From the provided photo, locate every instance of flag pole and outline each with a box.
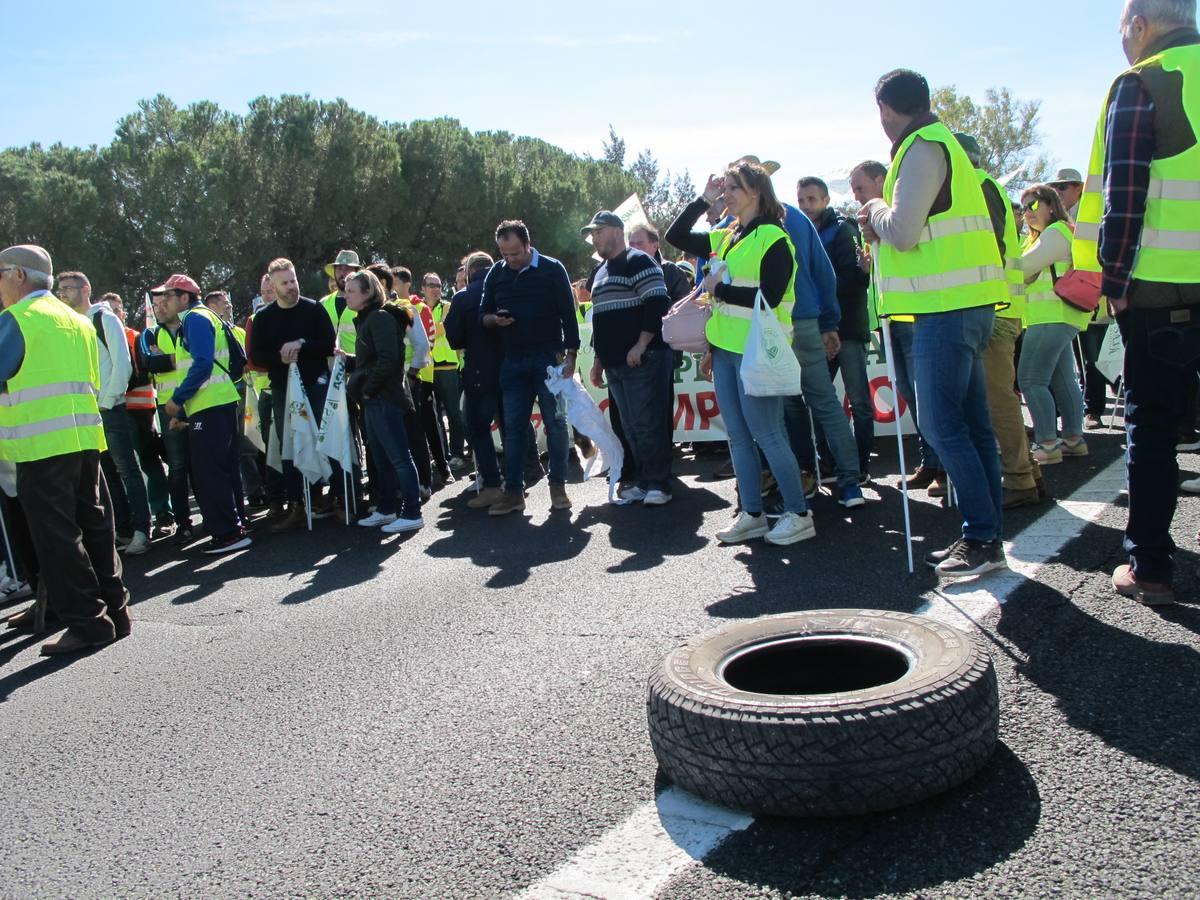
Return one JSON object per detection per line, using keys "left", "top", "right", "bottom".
{"left": 303, "top": 477, "right": 312, "bottom": 532}
{"left": 881, "top": 318, "right": 915, "bottom": 574}
{"left": 0, "top": 501, "right": 18, "bottom": 585}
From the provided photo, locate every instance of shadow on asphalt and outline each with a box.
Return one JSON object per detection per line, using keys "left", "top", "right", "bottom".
{"left": 996, "top": 575, "right": 1200, "bottom": 783}
{"left": 688, "top": 741, "right": 1039, "bottom": 897}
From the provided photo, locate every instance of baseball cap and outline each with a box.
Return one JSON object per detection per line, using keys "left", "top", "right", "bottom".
{"left": 953, "top": 133, "right": 983, "bottom": 167}
{"left": 580, "top": 211, "right": 625, "bottom": 235}
{"left": 150, "top": 273, "right": 202, "bottom": 295}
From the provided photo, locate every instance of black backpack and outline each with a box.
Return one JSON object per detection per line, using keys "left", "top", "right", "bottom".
{"left": 179, "top": 308, "right": 248, "bottom": 384}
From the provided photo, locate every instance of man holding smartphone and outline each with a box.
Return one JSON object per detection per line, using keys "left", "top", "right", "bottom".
{"left": 480, "top": 219, "right": 580, "bottom": 515}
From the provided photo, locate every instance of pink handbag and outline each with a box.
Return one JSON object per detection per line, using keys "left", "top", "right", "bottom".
{"left": 1052, "top": 267, "right": 1103, "bottom": 314}
{"left": 662, "top": 287, "right": 711, "bottom": 353}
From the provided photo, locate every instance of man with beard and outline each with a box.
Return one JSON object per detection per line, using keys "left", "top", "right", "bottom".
{"left": 248, "top": 258, "right": 337, "bottom": 532}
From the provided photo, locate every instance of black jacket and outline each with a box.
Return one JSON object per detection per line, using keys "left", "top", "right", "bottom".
{"left": 813, "top": 208, "right": 871, "bottom": 342}
{"left": 346, "top": 304, "right": 414, "bottom": 411}
{"left": 444, "top": 269, "right": 502, "bottom": 395}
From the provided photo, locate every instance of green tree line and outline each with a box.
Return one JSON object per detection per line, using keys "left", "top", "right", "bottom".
{"left": 0, "top": 95, "right": 641, "bottom": 319}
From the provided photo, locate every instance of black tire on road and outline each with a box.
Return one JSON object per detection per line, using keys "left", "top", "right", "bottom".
{"left": 647, "top": 610, "right": 1000, "bottom": 817}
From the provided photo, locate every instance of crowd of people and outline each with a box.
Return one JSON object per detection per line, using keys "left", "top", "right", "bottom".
{"left": 0, "top": 0, "right": 1197, "bottom": 655}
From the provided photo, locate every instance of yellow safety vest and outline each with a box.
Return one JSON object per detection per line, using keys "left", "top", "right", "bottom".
{"left": 152, "top": 326, "right": 186, "bottom": 404}
{"left": 705, "top": 223, "right": 796, "bottom": 353}
{"left": 431, "top": 303, "right": 459, "bottom": 367}
{"left": 877, "top": 122, "right": 1007, "bottom": 317}
{"left": 174, "top": 305, "right": 240, "bottom": 416}
{"left": 321, "top": 292, "right": 357, "bottom": 355}
{"left": 1023, "top": 222, "right": 1092, "bottom": 330}
{"left": 978, "top": 168, "right": 1026, "bottom": 322}
{"left": 1074, "top": 43, "right": 1200, "bottom": 287}
{"left": 0, "top": 293, "right": 106, "bottom": 463}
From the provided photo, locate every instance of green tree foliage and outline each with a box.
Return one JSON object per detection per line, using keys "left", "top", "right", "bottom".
{"left": 601, "top": 129, "right": 696, "bottom": 233}
{"left": 0, "top": 95, "right": 639, "bottom": 321}
{"left": 932, "top": 86, "right": 1050, "bottom": 187}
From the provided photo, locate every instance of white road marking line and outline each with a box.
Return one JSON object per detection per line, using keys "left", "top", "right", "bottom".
{"left": 515, "top": 456, "right": 1127, "bottom": 900}
{"left": 513, "top": 788, "right": 752, "bottom": 900}
{"left": 919, "top": 455, "right": 1126, "bottom": 628}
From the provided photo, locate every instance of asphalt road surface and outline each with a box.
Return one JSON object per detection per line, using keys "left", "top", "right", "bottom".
{"left": 1, "top": 425, "right": 1197, "bottom": 898}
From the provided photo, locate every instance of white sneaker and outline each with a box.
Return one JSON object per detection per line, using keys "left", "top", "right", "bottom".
{"left": 1182, "top": 477, "right": 1200, "bottom": 494}
{"left": 643, "top": 490, "right": 672, "bottom": 506}
{"left": 619, "top": 486, "right": 648, "bottom": 502}
{"left": 716, "top": 512, "right": 771, "bottom": 544}
{"left": 382, "top": 516, "right": 423, "bottom": 534}
{"left": 2, "top": 580, "right": 33, "bottom": 601}
{"left": 765, "top": 512, "right": 816, "bottom": 546}
{"left": 358, "top": 511, "right": 398, "bottom": 528}
{"left": 123, "top": 531, "right": 150, "bottom": 556}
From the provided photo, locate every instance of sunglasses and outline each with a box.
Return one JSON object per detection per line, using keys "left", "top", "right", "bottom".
{"left": 1022, "top": 199, "right": 1041, "bottom": 214}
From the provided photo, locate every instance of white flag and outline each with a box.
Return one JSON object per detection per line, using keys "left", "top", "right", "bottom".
{"left": 243, "top": 379, "right": 265, "bottom": 454}
{"left": 1095, "top": 321, "right": 1125, "bottom": 384}
{"left": 317, "top": 356, "right": 357, "bottom": 472}
{"left": 283, "top": 363, "right": 331, "bottom": 484}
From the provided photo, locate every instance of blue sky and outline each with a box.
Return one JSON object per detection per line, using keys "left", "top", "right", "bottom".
{"left": 17, "top": 0, "right": 1130, "bottom": 196}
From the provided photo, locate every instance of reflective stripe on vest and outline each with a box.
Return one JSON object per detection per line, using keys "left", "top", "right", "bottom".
{"left": 877, "top": 122, "right": 1008, "bottom": 318}
{"left": 175, "top": 305, "right": 240, "bottom": 416}
{"left": 126, "top": 385, "right": 158, "bottom": 410}
{"left": 431, "top": 303, "right": 459, "bottom": 365}
{"left": 153, "top": 327, "right": 186, "bottom": 400}
{"left": 1074, "top": 43, "right": 1200, "bottom": 284}
{"left": 705, "top": 223, "right": 796, "bottom": 354}
{"left": 978, "top": 169, "right": 1027, "bottom": 322}
{"left": 321, "top": 293, "right": 357, "bottom": 355}
{"left": 1023, "top": 222, "right": 1091, "bottom": 330}
{"left": 0, "top": 294, "right": 106, "bottom": 463}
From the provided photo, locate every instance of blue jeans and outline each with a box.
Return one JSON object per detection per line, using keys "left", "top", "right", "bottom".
{"left": 712, "top": 347, "right": 807, "bottom": 515}
{"left": 433, "top": 368, "right": 466, "bottom": 458}
{"left": 1018, "top": 323, "right": 1085, "bottom": 444}
{"left": 605, "top": 347, "right": 674, "bottom": 492}
{"left": 912, "top": 306, "right": 1002, "bottom": 542}
{"left": 500, "top": 351, "right": 569, "bottom": 491}
{"left": 889, "top": 320, "right": 941, "bottom": 471}
{"left": 831, "top": 338, "right": 875, "bottom": 473}
{"left": 783, "top": 318, "right": 860, "bottom": 488}
{"left": 158, "top": 405, "right": 192, "bottom": 527}
{"left": 1117, "top": 307, "right": 1200, "bottom": 582}
{"left": 100, "top": 404, "right": 151, "bottom": 534}
{"left": 464, "top": 391, "right": 503, "bottom": 489}
{"left": 363, "top": 398, "right": 421, "bottom": 519}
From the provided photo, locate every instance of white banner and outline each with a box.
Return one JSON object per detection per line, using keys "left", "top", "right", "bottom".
{"left": 317, "top": 356, "right": 358, "bottom": 472}
{"left": 1095, "top": 321, "right": 1125, "bottom": 385}
{"left": 525, "top": 325, "right": 917, "bottom": 445}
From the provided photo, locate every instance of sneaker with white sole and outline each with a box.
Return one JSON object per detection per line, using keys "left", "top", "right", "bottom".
{"left": 2, "top": 580, "right": 33, "bottom": 602}
{"left": 838, "top": 484, "right": 866, "bottom": 509}
{"left": 122, "top": 530, "right": 150, "bottom": 556}
{"left": 643, "top": 490, "right": 672, "bottom": 506}
{"left": 358, "top": 511, "right": 398, "bottom": 528}
{"left": 619, "top": 486, "right": 647, "bottom": 502}
{"left": 382, "top": 516, "right": 423, "bottom": 534}
{"left": 1182, "top": 477, "right": 1200, "bottom": 494}
{"left": 765, "top": 512, "right": 816, "bottom": 546}
{"left": 203, "top": 533, "right": 253, "bottom": 555}
{"left": 716, "top": 512, "right": 771, "bottom": 544}
{"left": 934, "top": 539, "right": 1007, "bottom": 578}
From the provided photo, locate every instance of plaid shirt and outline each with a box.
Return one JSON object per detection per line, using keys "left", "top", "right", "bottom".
{"left": 1097, "top": 73, "right": 1155, "bottom": 302}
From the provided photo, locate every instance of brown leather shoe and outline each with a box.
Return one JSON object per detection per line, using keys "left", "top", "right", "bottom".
{"left": 488, "top": 491, "right": 527, "bottom": 517}
{"left": 905, "top": 466, "right": 941, "bottom": 490}
{"left": 266, "top": 502, "right": 287, "bottom": 521}
{"left": 1112, "top": 564, "right": 1176, "bottom": 606}
{"left": 467, "top": 487, "right": 505, "bottom": 510}
{"left": 5, "top": 605, "right": 56, "bottom": 633}
{"left": 271, "top": 505, "right": 308, "bottom": 533}
{"left": 1002, "top": 486, "right": 1041, "bottom": 510}
{"left": 550, "top": 483, "right": 571, "bottom": 510}
{"left": 40, "top": 628, "right": 114, "bottom": 656}
{"left": 927, "top": 474, "right": 949, "bottom": 498}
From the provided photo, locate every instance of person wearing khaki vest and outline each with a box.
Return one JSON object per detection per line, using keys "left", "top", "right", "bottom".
{"left": 1073, "top": 1, "right": 1200, "bottom": 605}
{"left": 0, "top": 245, "right": 131, "bottom": 655}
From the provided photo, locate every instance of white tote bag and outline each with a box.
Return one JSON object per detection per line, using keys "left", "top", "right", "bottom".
{"left": 740, "top": 290, "right": 802, "bottom": 397}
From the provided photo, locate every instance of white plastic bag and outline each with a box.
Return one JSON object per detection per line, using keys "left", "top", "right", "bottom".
{"left": 544, "top": 365, "right": 624, "bottom": 503}
{"left": 740, "top": 290, "right": 801, "bottom": 397}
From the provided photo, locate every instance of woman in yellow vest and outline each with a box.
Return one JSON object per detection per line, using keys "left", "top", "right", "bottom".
{"left": 666, "top": 161, "right": 813, "bottom": 546}
{"left": 1017, "top": 184, "right": 1090, "bottom": 465}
